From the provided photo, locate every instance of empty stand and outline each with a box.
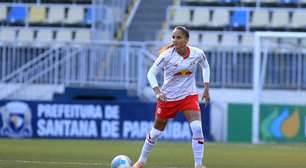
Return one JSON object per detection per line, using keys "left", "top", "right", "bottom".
{"left": 260, "top": 0, "right": 278, "bottom": 4}
{"left": 0, "top": 5, "right": 7, "bottom": 23}
{"left": 36, "top": 29, "right": 54, "bottom": 43}
{"left": 47, "top": 6, "right": 65, "bottom": 24}
{"left": 0, "top": 28, "right": 16, "bottom": 42}
{"left": 202, "top": 33, "right": 220, "bottom": 46}
{"left": 29, "top": 6, "right": 46, "bottom": 24}
{"left": 85, "top": 7, "right": 92, "bottom": 24}
{"left": 65, "top": 6, "right": 84, "bottom": 25}
{"left": 8, "top": 5, "right": 27, "bottom": 24}
{"left": 18, "top": 29, "right": 35, "bottom": 42}
{"left": 221, "top": 33, "right": 239, "bottom": 46}
{"left": 230, "top": 10, "right": 247, "bottom": 29}
{"left": 74, "top": 29, "right": 91, "bottom": 42}
{"left": 240, "top": 34, "right": 254, "bottom": 46}
{"left": 189, "top": 31, "right": 201, "bottom": 44}
{"left": 209, "top": 9, "right": 230, "bottom": 28}
{"left": 249, "top": 10, "right": 270, "bottom": 29}
{"left": 190, "top": 8, "right": 210, "bottom": 27}
{"left": 55, "top": 29, "right": 73, "bottom": 42}
{"left": 270, "top": 10, "right": 289, "bottom": 29}
{"left": 240, "top": 0, "right": 257, "bottom": 4}
{"left": 290, "top": 10, "right": 306, "bottom": 29}
{"left": 169, "top": 7, "right": 190, "bottom": 26}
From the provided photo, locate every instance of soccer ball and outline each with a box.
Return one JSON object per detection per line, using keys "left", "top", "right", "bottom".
{"left": 111, "top": 155, "right": 133, "bottom": 168}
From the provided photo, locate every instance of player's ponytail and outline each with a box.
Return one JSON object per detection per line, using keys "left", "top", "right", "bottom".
{"left": 159, "top": 43, "right": 174, "bottom": 55}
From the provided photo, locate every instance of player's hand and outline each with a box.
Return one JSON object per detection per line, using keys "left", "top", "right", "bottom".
{"left": 153, "top": 87, "right": 166, "bottom": 102}
{"left": 156, "top": 92, "right": 167, "bottom": 102}
{"left": 202, "top": 89, "right": 210, "bottom": 107}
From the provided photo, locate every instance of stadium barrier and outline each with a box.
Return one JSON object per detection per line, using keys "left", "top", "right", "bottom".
{"left": 0, "top": 100, "right": 212, "bottom": 141}
{"left": 228, "top": 103, "right": 306, "bottom": 143}
{"left": 1, "top": 40, "right": 305, "bottom": 100}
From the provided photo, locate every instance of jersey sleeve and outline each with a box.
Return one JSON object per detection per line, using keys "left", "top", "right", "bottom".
{"left": 198, "top": 50, "right": 210, "bottom": 83}
{"left": 147, "top": 52, "right": 167, "bottom": 88}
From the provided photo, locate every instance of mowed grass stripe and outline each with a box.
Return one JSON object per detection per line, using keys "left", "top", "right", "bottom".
{"left": 0, "top": 139, "right": 306, "bottom": 168}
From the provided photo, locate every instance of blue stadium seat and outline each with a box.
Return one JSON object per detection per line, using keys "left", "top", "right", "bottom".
{"left": 221, "top": 0, "right": 240, "bottom": 3}
{"left": 230, "top": 10, "right": 247, "bottom": 28}
{"left": 279, "top": 0, "right": 298, "bottom": 3}
{"left": 85, "top": 8, "right": 92, "bottom": 24}
{"left": 8, "top": 6, "right": 27, "bottom": 23}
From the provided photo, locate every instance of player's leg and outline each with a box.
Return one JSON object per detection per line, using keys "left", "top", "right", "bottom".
{"left": 133, "top": 118, "right": 167, "bottom": 168}
{"left": 183, "top": 110, "right": 205, "bottom": 168}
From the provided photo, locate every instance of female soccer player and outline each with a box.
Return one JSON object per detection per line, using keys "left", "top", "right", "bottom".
{"left": 133, "top": 26, "right": 210, "bottom": 168}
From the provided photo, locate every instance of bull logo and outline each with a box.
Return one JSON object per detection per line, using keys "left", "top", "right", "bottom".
{"left": 174, "top": 70, "right": 192, "bottom": 76}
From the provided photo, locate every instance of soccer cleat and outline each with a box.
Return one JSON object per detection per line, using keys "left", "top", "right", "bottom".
{"left": 132, "top": 162, "right": 144, "bottom": 168}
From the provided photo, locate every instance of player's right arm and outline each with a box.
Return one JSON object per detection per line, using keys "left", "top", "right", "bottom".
{"left": 147, "top": 53, "right": 167, "bottom": 101}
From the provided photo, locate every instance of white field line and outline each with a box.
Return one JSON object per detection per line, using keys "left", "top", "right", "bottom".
{"left": 0, "top": 159, "right": 181, "bottom": 168}
{"left": 0, "top": 159, "right": 107, "bottom": 166}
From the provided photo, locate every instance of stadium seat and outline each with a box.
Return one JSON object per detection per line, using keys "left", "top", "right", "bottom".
{"left": 209, "top": 9, "right": 230, "bottom": 27}
{"left": 28, "top": 6, "right": 46, "bottom": 24}
{"left": 249, "top": 10, "right": 270, "bottom": 28}
{"left": 240, "top": 34, "right": 254, "bottom": 47}
{"left": 221, "top": 33, "right": 239, "bottom": 46}
{"left": 85, "top": 7, "right": 92, "bottom": 24}
{"left": 66, "top": 6, "right": 84, "bottom": 24}
{"left": 169, "top": 8, "right": 190, "bottom": 26}
{"left": 18, "top": 29, "right": 34, "bottom": 42}
{"left": 55, "top": 29, "right": 72, "bottom": 42}
{"left": 0, "top": 5, "right": 7, "bottom": 23}
{"left": 260, "top": 0, "right": 278, "bottom": 3}
{"left": 190, "top": 8, "right": 210, "bottom": 27}
{"left": 280, "top": 0, "right": 298, "bottom": 4}
{"left": 270, "top": 10, "right": 289, "bottom": 28}
{"left": 47, "top": 6, "right": 65, "bottom": 24}
{"left": 221, "top": 0, "right": 240, "bottom": 3}
{"left": 74, "top": 29, "right": 91, "bottom": 43}
{"left": 240, "top": 0, "right": 257, "bottom": 3}
{"left": 230, "top": 10, "right": 247, "bottom": 28}
{"left": 36, "top": 29, "right": 53, "bottom": 43}
{"left": 189, "top": 31, "right": 200, "bottom": 44}
{"left": 290, "top": 10, "right": 306, "bottom": 29}
{"left": 202, "top": 33, "right": 220, "bottom": 46}
{"left": 0, "top": 28, "right": 16, "bottom": 42}
{"left": 8, "top": 5, "right": 27, "bottom": 23}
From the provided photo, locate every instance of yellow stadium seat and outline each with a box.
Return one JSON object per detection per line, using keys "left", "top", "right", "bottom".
{"left": 29, "top": 6, "right": 46, "bottom": 24}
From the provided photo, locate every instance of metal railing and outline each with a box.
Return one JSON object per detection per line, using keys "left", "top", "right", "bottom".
{"left": 1, "top": 40, "right": 306, "bottom": 99}
{"left": 0, "top": 41, "right": 151, "bottom": 99}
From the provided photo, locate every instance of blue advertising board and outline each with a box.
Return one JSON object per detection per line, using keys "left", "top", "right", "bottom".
{"left": 0, "top": 100, "right": 211, "bottom": 141}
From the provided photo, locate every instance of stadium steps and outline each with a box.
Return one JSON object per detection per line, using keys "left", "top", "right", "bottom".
{"left": 128, "top": 0, "right": 173, "bottom": 41}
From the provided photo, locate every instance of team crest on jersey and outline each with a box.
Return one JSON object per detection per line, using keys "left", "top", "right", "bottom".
{"left": 0, "top": 101, "right": 33, "bottom": 138}
{"left": 174, "top": 70, "right": 192, "bottom": 76}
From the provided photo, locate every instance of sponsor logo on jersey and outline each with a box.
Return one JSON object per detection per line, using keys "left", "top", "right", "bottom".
{"left": 174, "top": 70, "right": 192, "bottom": 76}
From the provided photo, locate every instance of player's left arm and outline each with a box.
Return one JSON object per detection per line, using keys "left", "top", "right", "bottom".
{"left": 199, "top": 50, "right": 210, "bottom": 107}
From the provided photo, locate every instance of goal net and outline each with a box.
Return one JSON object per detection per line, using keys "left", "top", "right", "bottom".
{"left": 252, "top": 32, "right": 306, "bottom": 144}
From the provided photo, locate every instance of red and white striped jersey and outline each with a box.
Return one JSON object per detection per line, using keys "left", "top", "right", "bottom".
{"left": 147, "top": 46, "right": 210, "bottom": 101}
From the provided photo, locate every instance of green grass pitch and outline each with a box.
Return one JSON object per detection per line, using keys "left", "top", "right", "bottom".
{"left": 0, "top": 139, "right": 306, "bottom": 168}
